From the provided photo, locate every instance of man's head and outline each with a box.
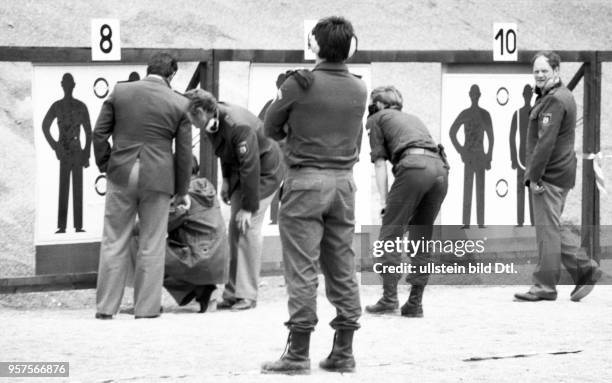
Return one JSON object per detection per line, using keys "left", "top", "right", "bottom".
{"left": 184, "top": 89, "right": 219, "bottom": 133}
{"left": 61, "top": 73, "right": 75, "bottom": 95}
{"left": 469, "top": 84, "right": 481, "bottom": 104}
{"left": 370, "top": 85, "right": 403, "bottom": 112}
{"left": 532, "top": 51, "right": 561, "bottom": 90}
{"left": 146, "top": 52, "right": 178, "bottom": 82}
{"left": 309, "top": 16, "right": 357, "bottom": 63}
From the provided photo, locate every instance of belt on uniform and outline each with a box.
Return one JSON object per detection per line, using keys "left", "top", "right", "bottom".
{"left": 402, "top": 147, "right": 440, "bottom": 158}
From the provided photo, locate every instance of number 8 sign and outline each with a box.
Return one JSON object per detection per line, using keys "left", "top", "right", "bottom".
{"left": 493, "top": 23, "right": 517, "bottom": 62}
{"left": 91, "top": 19, "right": 121, "bottom": 61}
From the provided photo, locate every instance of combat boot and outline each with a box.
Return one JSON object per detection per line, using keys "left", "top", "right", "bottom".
{"left": 365, "top": 273, "right": 399, "bottom": 313}
{"left": 401, "top": 285, "right": 425, "bottom": 317}
{"left": 261, "top": 331, "right": 311, "bottom": 375}
{"left": 319, "top": 330, "right": 356, "bottom": 373}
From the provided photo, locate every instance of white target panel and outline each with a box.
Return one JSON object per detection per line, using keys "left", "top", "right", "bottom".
{"left": 440, "top": 65, "right": 535, "bottom": 226}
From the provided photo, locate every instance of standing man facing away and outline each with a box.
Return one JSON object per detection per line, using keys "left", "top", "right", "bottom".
{"left": 261, "top": 16, "right": 367, "bottom": 374}
{"left": 515, "top": 51, "right": 601, "bottom": 303}
{"left": 183, "top": 89, "right": 285, "bottom": 311}
{"left": 93, "top": 52, "right": 192, "bottom": 319}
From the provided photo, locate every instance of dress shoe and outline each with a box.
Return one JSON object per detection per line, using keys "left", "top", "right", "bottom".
{"left": 231, "top": 299, "right": 256, "bottom": 311}
{"left": 571, "top": 268, "right": 603, "bottom": 302}
{"left": 75, "top": 228, "right": 86, "bottom": 233}
{"left": 95, "top": 313, "right": 113, "bottom": 320}
{"left": 514, "top": 291, "right": 555, "bottom": 302}
{"left": 217, "top": 298, "right": 237, "bottom": 310}
{"left": 55, "top": 228, "right": 66, "bottom": 234}
{"left": 135, "top": 307, "right": 163, "bottom": 318}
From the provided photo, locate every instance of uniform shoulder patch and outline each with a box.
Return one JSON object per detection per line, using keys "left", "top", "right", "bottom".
{"left": 541, "top": 113, "right": 552, "bottom": 126}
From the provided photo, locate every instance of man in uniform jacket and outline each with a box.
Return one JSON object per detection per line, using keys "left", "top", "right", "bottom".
{"left": 261, "top": 16, "right": 366, "bottom": 375}
{"left": 93, "top": 52, "right": 192, "bottom": 319}
{"left": 184, "top": 88, "right": 285, "bottom": 311}
{"left": 515, "top": 51, "right": 601, "bottom": 303}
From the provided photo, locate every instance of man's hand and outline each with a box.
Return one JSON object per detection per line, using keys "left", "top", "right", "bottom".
{"left": 175, "top": 194, "right": 191, "bottom": 214}
{"left": 221, "top": 178, "right": 231, "bottom": 205}
{"left": 235, "top": 209, "right": 252, "bottom": 234}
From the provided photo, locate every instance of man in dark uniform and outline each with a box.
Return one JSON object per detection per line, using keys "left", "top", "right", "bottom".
{"left": 514, "top": 51, "right": 601, "bottom": 302}
{"left": 184, "top": 89, "right": 285, "bottom": 311}
{"left": 509, "top": 84, "right": 534, "bottom": 227}
{"left": 364, "top": 86, "right": 449, "bottom": 318}
{"left": 449, "top": 84, "right": 494, "bottom": 228}
{"left": 261, "top": 16, "right": 366, "bottom": 375}
{"left": 42, "top": 73, "right": 92, "bottom": 234}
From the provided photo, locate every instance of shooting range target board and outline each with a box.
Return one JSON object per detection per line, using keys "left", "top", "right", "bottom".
{"left": 247, "top": 63, "right": 373, "bottom": 232}
{"left": 33, "top": 63, "right": 199, "bottom": 247}
{"left": 440, "top": 65, "right": 534, "bottom": 226}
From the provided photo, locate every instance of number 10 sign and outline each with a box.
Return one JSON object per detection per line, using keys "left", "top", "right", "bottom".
{"left": 493, "top": 23, "right": 517, "bottom": 62}
{"left": 91, "top": 19, "right": 121, "bottom": 61}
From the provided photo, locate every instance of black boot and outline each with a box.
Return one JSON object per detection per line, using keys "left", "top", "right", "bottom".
{"left": 261, "top": 331, "right": 311, "bottom": 375}
{"left": 319, "top": 330, "right": 356, "bottom": 373}
{"left": 401, "top": 285, "right": 425, "bottom": 317}
{"left": 195, "top": 285, "right": 216, "bottom": 313}
{"left": 365, "top": 273, "right": 399, "bottom": 313}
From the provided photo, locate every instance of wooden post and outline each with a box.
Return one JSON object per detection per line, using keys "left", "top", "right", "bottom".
{"left": 581, "top": 52, "right": 601, "bottom": 262}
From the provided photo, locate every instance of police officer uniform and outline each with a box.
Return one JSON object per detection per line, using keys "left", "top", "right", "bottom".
{"left": 515, "top": 80, "right": 600, "bottom": 301}
{"left": 264, "top": 62, "right": 366, "bottom": 333}
{"left": 211, "top": 102, "right": 285, "bottom": 307}
{"left": 366, "top": 108, "right": 449, "bottom": 316}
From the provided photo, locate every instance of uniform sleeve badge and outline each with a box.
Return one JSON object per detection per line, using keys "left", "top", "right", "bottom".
{"left": 238, "top": 141, "right": 248, "bottom": 156}
{"left": 541, "top": 113, "right": 552, "bottom": 126}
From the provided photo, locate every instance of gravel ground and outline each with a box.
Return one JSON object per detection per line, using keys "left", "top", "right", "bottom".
{"left": 1, "top": 276, "right": 611, "bottom": 383}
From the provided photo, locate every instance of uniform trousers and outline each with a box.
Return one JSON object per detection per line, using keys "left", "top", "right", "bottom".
{"left": 222, "top": 189, "right": 275, "bottom": 301}
{"left": 378, "top": 154, "right": 448, "bottom": 300}
{"left": 96, "top": 159, "right": 171, "bottom": 317}
{"left": 280, "top": 167, "right": 361, "bottom": 332}
{"left": 528, "top": 180, "right": 599, "bottom": 299}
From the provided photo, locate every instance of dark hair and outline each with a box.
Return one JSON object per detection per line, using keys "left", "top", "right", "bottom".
{"left": 532, "top": 51, "right": 561, "bottom": 70}
{"left": 312, "top": 16, "right": 356, "bottom": 62}
{"left": 146, "top": 52, "right": 178, "bottom": 78}
{"left": 184, "top": 88, "right": 218, "bottom": 114}
{"left": 370, "top": 86, "right": 403, "bottom": 110}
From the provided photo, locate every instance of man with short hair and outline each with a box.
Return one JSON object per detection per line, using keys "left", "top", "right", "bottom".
{"left": 184, "top": 88, "right": 285, "bottom": 311}
{"left": 94, "top": 52, "right": 192, "bottom": 319}
{"left": 514, "top": 51, "right": 601, "bottom": 303}
{"left": 261, "top": 16, "right": 366, "bottom": 374}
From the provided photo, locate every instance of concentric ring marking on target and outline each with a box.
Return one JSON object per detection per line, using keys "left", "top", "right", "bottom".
{"left": 95, "top": 174, "right": 107, "bottom": 196}
{"left": 495, "top": 178, "right": 508, "bottom": 197}
{"left": 93, "top": 77, "right": 109, "bottom": 99}
{"left": 496, "top": 86, "right": 509, "bottom": 106}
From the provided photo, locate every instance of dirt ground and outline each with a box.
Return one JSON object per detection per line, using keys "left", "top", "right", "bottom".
{"left": 1, "top": 275, "right": 611, "bottom": 383}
